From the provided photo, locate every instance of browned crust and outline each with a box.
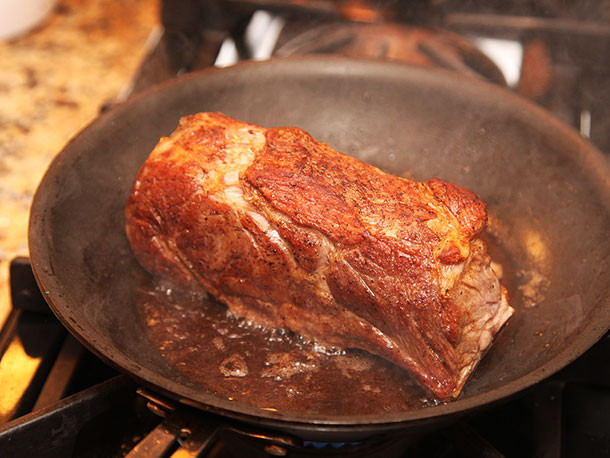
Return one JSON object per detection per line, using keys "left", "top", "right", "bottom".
{"left": 125, "top": 112, "right": 510, "bottom": 400}
{"left": 428, "top": 177, "right": 488, "bottom": 238}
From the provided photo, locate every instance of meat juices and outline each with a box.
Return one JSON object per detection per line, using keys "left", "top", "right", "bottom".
{"left": 125, "top": 112, "right": 513, "bottom": 400}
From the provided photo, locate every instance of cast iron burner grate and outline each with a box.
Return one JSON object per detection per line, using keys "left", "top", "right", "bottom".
{"left": 0, "top": 257, "right": 609, "bottom": 457}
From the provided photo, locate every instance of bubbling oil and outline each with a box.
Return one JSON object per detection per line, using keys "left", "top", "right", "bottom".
{"left": 136, "top": 281, "right": 431, "bottom": 416}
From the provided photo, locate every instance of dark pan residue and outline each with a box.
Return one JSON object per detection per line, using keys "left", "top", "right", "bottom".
{"left": 135, "top": 280, "right": 434, "bottom": 416}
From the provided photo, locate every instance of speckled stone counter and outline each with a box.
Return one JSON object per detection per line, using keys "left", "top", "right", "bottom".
{"left": 0, "top": 0, "right": 157, "bottom": 326}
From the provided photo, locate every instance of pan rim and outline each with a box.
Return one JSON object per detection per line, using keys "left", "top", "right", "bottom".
{"left": 28, "top": 55, "right": 610, "bottom": 432}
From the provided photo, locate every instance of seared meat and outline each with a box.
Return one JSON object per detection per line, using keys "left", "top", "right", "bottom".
{"left": 125, "top": 112, "right": 513, "bottom": 400}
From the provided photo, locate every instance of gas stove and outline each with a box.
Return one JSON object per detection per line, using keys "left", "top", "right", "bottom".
{"left": 1, "top": 1, "right": 609, "bottom": 456}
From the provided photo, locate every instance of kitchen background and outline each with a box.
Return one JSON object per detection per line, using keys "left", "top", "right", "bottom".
{"left": 0, "top": 0, "right": 158, "bottom": 328}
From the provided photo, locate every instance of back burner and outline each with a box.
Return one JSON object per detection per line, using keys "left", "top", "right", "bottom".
{"left": 128, "top": 0, "right": 610, "bottom": 153}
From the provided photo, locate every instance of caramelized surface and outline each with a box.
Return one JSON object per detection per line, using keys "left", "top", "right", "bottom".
{"left": 125, "top": 113, "right": 513, "bottom": 399}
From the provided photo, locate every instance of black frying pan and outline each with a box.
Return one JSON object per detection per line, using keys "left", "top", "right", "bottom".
{"left": 28, "top": 56, "right": 610, "bottom": 440}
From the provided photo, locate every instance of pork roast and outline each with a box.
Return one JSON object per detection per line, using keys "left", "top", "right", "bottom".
{"left": 125, "top": 112, "right": 513, "bottom": 400}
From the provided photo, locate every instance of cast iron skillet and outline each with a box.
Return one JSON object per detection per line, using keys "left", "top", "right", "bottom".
{"left": 28, "top": 56, "right": 610, "bottom": 440}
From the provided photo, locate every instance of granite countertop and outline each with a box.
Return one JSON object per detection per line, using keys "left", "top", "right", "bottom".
{"left": 0, "top": 0, "right": 157, "bottom": 326}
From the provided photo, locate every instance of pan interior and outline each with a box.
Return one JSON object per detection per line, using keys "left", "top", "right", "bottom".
{"left": 29, "top": 57, "right": 610, "bottom": 426}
